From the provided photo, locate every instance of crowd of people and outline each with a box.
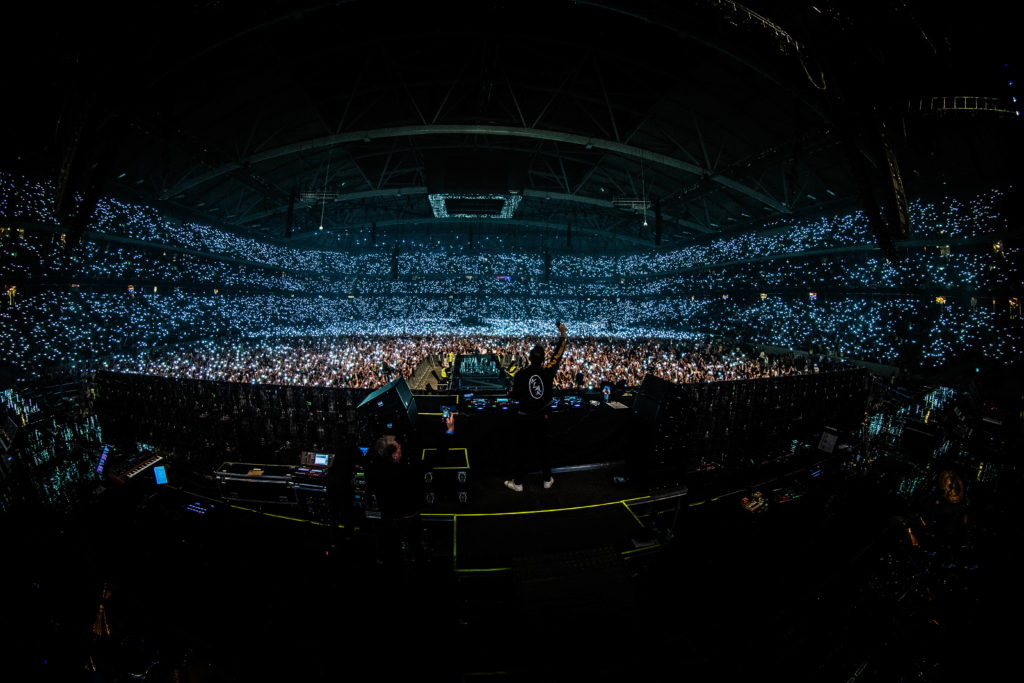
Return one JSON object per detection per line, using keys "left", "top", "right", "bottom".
{"left": 96, "top": 335, "right": 830, "bottom": 391}
{"left": 3, "top": 224, "right": 1015, "bottom": 307}
{"left": 1, "top": 172, "right": 1018, "bottom": 382}
{"left": 1, "top": 285, "right": 1017, "bottom": 384}
{"left": 106, "top": 337, "right": 431, "bottom": 389}
{"left": 1, "top": 172, "right": 1010, "bottom": 281}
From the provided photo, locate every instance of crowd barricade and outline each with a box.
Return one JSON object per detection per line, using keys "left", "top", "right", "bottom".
{"left": 94, "top": 371, "right": 372, "bottom": 458}
{"left": 629, "top": 368, "right": 870, "bottom": 483}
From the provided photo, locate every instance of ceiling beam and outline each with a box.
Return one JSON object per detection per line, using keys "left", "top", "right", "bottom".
{"left": 163, "top": 124, "right": 791, "bottom": 213}
{"left": 520, "top": 190, "right": 714, "bottom": 233}
{"left": 242, "top": 186, "right": 430, "bottom": 223}
{"left": 234, "top": 185, "right": 714, "bottom": 235}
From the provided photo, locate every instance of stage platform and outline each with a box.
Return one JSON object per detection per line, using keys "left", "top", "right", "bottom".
{"left": 434, "top": 498, "right": 656, "bottom": 572}
{"left": 395, "top": 387, "right": 835, "bottom": 573}
{"left": 417, "top": 466, "right": 675, "bottom": 573}
{"left": 206, "top": 386, "right": 834, "bottom": 577}
{"left": 409, "top": 391, "right": 636, "bottom": 477}
{"left": 403, "top": 381, "right": 681, "bottom": 569}
{"left": 365, "top": 389, "right": 686, "bottom": 571}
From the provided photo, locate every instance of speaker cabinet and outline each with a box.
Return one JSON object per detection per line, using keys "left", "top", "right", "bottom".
{"left": 356, "top": 377, "right": 417, "bottom": 436}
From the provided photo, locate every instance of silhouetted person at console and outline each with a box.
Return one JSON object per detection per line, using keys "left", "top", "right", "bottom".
{"left": 505, "top": 321, "right": 567, "bottom": 492}
{"left": 367, "top": 434, "right": 423, "bottom": 563}
{"left": 368, "top": 434, "right": 420, "bottom": 520}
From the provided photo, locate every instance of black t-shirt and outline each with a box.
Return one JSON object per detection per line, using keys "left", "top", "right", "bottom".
{"left": 513, "top": 362, "right": 557, "bottom": 415}
{"left": 513, "top": 334, "right": 567, "bottom": 415}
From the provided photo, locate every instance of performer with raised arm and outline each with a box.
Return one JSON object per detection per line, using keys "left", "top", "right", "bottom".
{"left": 505, "top": 321, "right": 567, "bottom": 492}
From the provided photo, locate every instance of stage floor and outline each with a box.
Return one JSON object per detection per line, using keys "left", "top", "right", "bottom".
{"left": 409, "top": 391, "right": 636, "bottom": 477}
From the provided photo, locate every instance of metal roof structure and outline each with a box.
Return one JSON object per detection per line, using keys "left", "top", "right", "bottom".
{"left": 4, "top": 0, "right": 1018, "bottom": 253}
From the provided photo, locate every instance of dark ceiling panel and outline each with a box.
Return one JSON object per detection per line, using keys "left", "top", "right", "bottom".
{"left": 2, "top": 0, "right": 1016, "bottom": 251}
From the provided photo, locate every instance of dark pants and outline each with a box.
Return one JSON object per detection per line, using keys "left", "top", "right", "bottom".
{"left": 512, "top": 411, "right": 550, "bottom": 485}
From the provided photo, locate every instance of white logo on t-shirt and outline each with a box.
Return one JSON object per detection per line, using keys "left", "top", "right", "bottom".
{"left": 528, "top": 374, "right": 545, "bottom": 399}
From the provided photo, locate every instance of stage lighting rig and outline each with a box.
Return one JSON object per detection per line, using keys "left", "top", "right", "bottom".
{"left": 299, "top": 191, "right": 340, "bottom": 202}
{"left": 428, "top": 192, "right": 522, "bottom": 219}
{"left": 611, "top": 196, "right": 650, "bottom": 211}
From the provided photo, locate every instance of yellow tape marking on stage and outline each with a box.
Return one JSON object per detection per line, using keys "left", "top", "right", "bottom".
{"left": 448, "top": 496, "right": 654, "bottom": 571}
{"left": 451, "top": 499, "right": 641, "bottom": 518}
{"left": 452, "top": 515, "right": 458, "bottom": 570}
{"left": 621, "top": 500, "right": 646, "bottom": 528}
{"left": 622, "top": 543, "right": 661, "bottom": 556}
{"left": 446, "top": 496, "right": 650, "bottom": 519}
{"left": 229, "top": 504, "right": 344, "bottom": 529}
{"left": 421, "top": 447, "right": 469, "bottom": 469}
{"left": 435, "top": 448, "right": 469, "bottom": 470}
{"left": 264, "top": 512, "right": 309, "bottom": 524}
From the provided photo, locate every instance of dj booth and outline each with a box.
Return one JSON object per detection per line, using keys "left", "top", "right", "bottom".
{"left": 446, "top": 353, "right": 512, "bottom": 393}
{"left": 354, "top": 367, "right": 869, "bottom": 490}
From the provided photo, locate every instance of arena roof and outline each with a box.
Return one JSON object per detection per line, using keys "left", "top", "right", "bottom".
{"left": 4, "top": 0, "right": 1018, "bottom": 252}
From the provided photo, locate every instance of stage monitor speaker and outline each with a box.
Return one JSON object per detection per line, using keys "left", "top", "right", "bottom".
{"left": 629, "top": 374, "right": 693, "bottom": 488}
{"left": 356, "top": 377, "right": 417, "bottom": 435}
{"left": 632, "top": 374, "right": 677, "bottom": 424}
